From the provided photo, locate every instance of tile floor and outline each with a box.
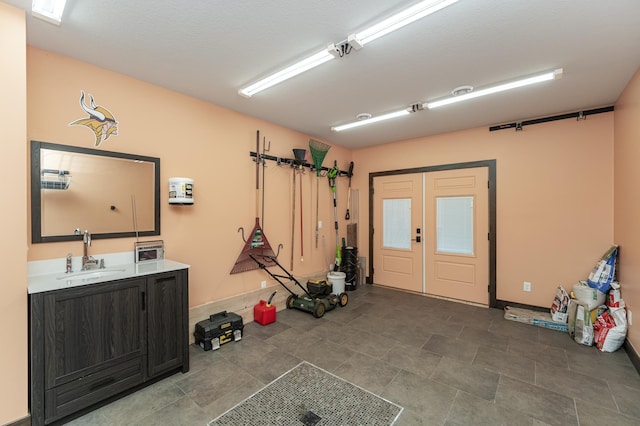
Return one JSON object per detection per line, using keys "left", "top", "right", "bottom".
{"left": 69, "top": 284, "right": 640, "bottom": 426}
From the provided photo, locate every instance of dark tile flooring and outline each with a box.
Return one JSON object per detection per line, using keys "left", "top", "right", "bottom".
{"left": 69, "top": 284, "right": 640, "bottom": 425}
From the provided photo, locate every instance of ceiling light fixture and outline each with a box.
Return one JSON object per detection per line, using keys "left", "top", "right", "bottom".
{"left": 32, "top": 0, "right": 67, "bottom": 25}
{"left": 332, "top": 109, "right": 411, "bottom": 132}
{"left": 331, "top": 68, "right": 564, "bottom": 132}
{"left": 238, "top": 51, "right": 335, "bottom": 98}
{"left": 426, "top": 68, "right": 564, "bottom": 109}
{"left": 352, "top": 0, "right": 459, "bottom": 46}
{"left": 239, "top": 0, "right": 459, "bottom": 98}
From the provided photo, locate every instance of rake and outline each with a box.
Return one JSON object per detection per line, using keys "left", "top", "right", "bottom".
{"left": 230, "top": 130, "right": 276, "bottom": 274}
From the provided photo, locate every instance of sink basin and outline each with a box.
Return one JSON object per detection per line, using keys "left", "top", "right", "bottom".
{"left": 57, "top": 268, "right": 126, "bottom": 281}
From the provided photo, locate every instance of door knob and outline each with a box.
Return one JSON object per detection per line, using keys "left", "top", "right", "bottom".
{"left": 412, "top": 228, "right": 421, "bottom": 243}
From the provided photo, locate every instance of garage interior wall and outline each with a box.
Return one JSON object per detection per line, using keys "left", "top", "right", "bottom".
{"left": 614, "top": 66, "right": 640, "bottom": 355}
{"left": 0, "top": 3, "right": 28, "bottom": 424}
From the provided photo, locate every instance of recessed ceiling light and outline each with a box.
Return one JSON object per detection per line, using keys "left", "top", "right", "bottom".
{"left": 451, "top": 85, "right": 473, "bottom": 96}
{"left": 356, "top": 113, "right": 373, "bottom": 121}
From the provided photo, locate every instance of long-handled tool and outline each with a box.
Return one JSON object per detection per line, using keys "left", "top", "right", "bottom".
{"left": 230, "top": 130, "right": 277, "bottom": 274}
{"left": 299, "top": 167, "right": 304, "bottom": 262}
{"left": 309, "top": 140, "right": 330, "bottom": 248}
{"left": 261, "top": 137, "right": 270, "bottom": 229}
{"left": 290, "top": 162, "right": 296, "bottom": 270}
{"left": 327, "top": 161, "right": 341, "bottom": 270}
{"left": 292, "top": 149, "right": 306, "bottom": 269}
{"left": 345, "top": 161, "right": 354, "bottom": 220}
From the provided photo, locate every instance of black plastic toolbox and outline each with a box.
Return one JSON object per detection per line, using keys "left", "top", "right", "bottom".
{"left": 194, "top": 311, "right": 244, "bottom": 351}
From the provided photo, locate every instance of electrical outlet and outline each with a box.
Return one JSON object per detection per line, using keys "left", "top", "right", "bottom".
{"left": 523, "top": 281, "right": 532, "bottom": 292}
{"left": 629, "top": 310, "right": 633, "bottom": 326}
{"left": 318, "top": 220, "right": 323, "bottom": 229}
{"left": 261, "top": 280, "right": 267, "bottom": 289}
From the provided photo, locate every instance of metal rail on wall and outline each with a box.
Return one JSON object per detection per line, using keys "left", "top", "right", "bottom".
{"left": 249, "top": 151, "right": 353, "bottom": 178}
{"left": 489, "top": 106, "right": 614, "bottom": 132}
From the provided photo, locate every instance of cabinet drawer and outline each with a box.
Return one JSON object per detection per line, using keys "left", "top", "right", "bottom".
{"left": 45, "top": 357, "right": 144, "bottom": 423}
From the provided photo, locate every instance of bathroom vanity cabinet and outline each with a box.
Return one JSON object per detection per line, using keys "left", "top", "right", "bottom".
{"left": 29, "top": 267, "right": 189, "bottom": 425}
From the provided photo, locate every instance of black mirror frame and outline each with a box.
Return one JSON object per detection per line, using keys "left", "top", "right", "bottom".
{"left": 31, "top": 140, "right": 161, "bottom": 243}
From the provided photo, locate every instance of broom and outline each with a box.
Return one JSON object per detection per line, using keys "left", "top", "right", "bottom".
{"left": 309, "top": 139, "right": 330, "bottom": 249}
{"left": 230, "top": 130, "right": 277, "bottom": 274}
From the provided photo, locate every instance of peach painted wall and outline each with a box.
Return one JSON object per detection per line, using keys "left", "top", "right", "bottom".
{"left": 26, "top": 47, "right": 352, "bottom": 309}
{"left": 353, "top": 112, "right": 614, "bottom": 307}
{"left": 614, "top": 67, "right": 640, "bottom": 353}
{"left": 0, "top": 4, "right": 28, "bottom": 424}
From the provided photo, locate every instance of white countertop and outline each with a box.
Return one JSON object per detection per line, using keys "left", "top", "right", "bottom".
{"left": 28, "top": 259, "right": 190, "bottom": 294}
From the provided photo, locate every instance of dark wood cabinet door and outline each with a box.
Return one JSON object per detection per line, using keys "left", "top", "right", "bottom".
{"left": 43, "top": 279, "right": 146, "bottom": 389}
{"left": 146, "top": 270, "right": 188, "bottom": 377}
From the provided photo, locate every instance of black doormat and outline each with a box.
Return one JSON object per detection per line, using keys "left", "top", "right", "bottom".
{"left": 209, "top": 361, "right": 403, "bottom": 425}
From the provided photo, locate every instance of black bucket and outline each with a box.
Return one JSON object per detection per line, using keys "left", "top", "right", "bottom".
{"left": 341, "top": 246, "right": 358, "bottom": 291}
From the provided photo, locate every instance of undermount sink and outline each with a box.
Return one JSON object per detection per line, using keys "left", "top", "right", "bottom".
{"left": 57, "top": 268, "right": 126, "bottom": 281}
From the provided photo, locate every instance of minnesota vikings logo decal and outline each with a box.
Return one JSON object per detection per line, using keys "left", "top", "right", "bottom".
{"left": 69, "top": 91, "right": 118, "bottom": 147}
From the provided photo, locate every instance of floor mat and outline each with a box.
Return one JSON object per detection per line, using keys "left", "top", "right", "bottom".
{"left": 209, "top": 361, "right": 403, "bottom": 425}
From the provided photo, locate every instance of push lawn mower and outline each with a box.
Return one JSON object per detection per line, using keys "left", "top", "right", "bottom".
{"left": 249, "top": 254, "right": 348, "bottom": 318}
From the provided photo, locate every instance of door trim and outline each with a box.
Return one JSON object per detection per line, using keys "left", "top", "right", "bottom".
{"left": 369, "top": 160, "right": 497, "bottom": 308}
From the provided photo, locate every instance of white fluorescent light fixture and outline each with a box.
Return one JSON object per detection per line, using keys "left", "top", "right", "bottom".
{"left": 239, "top": 0, "right": 458, "bottom": 97}
{"left": 426, "top": 68, "right": 564, "bottom": 109}
{"left": 332, "top": 109, "right": 410, "bottom": 132}
{"left": 239, "top": 50, "right": 334, "bottom": 98}
{"left": 353, "top": 0, "right": 459, "bottom": 46}
{"left": 32, "top": 0, "right": 67, "bottom": 25}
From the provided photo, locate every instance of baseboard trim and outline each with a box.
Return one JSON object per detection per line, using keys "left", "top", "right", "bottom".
{"left": 3, "top": 415, "right": 30, "bottom": 426}
{"left": 495, "top": 299, "right": 548, "bottom": 312}
{"left": 624, "top": 339, "right": 640, "bottom": 376}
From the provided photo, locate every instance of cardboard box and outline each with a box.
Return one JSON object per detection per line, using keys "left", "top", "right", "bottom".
{"left": 504, "top": 306, "right": 569, "bottom": 332}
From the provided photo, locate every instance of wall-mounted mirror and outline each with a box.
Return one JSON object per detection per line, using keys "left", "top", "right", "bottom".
{"left": 31, "top": 141, "right": 160, "bottom": 243}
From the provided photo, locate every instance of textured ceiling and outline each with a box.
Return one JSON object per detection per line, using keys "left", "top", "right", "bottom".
{"left": 6, "top": 0, "right": 640, "bottom": 148}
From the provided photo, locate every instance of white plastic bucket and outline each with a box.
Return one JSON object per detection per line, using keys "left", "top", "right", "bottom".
{"left": 327, "top": 271, "right": 346, "bottom": 295}
{"left": 169, "top": 177, "right": 194, "bottom": 204}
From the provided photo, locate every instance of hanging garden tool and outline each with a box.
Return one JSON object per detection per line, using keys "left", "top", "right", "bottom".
{"left": 309, "top": 139, "right": 330, "bottom": 248}
{"left": 261, "top": 136, "right": 270, "bottom": 229}
{"left": 231, "top": 130, "right": 277, "bottom": 274}
{"left": 300, "top": 161, "right": 304, "bottom": 263}
{"left": 345, "top": 161, "right": 354, "bottom": 220}
{"left": 291, "top": 149, "right": 306, "bottom": 269}
{"left": 328, "top": 161, "right": 341, "bottom": 270}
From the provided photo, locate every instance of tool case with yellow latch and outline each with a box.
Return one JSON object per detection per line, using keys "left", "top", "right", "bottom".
{"left": 194, "top": 311, "right": 243, "bottom": 351}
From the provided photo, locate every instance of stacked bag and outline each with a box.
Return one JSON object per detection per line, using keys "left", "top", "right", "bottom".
{"left": 551, "top": 245, "right": 627, "bottom": 352}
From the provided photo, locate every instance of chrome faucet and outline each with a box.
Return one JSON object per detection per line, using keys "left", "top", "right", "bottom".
{"left": 75, "top": 228, "right": 99, "bottom": 270}
{"left": 66, "top": 253, "right": 73, "bottom": 273}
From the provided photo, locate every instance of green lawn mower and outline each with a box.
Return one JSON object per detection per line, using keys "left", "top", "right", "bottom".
{"left": 250, "top": 254, "right": 348, "bottom": 318}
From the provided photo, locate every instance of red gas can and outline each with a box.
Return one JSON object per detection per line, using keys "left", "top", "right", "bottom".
{"left": 254, "top": 300, "right": 276, "bottom": 325}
